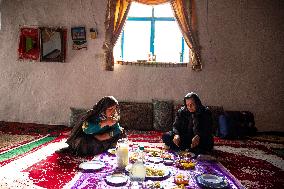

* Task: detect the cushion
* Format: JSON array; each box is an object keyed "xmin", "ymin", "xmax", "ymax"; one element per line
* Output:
[
  {"xmin": 152, "ymin": 100, "xmax": 173, "ymax": 131},
  {"xmin": 173, "ymin": 102, "xmax": 183, "ymax": 121},
  {"xmin": 69, "ymin": 107, "xmax": 87, "ymax": 127},
  {"xmin": 207, "ymin": 106, "xmax": 225, "ymax": 135},
  {"xmin": 218, "ymin": 114, "xmax": 233, "ymax": 138},
  {"xmin": 119, "ymin": 102, "xmax": 153, "ymax": 131}
]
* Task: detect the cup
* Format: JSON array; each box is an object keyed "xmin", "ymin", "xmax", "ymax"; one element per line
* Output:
[{"xmin": 116, "ymin": 138, "xmax": 129, "ymax": 169}]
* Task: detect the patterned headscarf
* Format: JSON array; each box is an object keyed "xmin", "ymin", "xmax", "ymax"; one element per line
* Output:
[
  {"xmin": 183, "ymin": 92, "xmax": 205, "ymax": 113},
  {"xmin": 88, "ymin": 96, "xmax": 119, "ymax": 122}
]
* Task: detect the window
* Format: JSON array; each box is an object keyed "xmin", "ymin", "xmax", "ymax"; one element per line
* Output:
[{"xmin": 113, "ymin": 2, "xmax": 190, "ymax": 64}]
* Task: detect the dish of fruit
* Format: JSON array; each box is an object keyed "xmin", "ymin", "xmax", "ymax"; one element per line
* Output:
[
  {"xmin": 174, "ymin": 173, "xmax": 189, "ymax": 185},
  {"xmin": 176, "ymin": 159, "xmax": 196, "ymax": 170},
  {"xmin": 161, "ymin": 153, "xmax": 173, "ymax": 159},
  {"xmin": 178, "ymin": 151, "xmax": 194, "ymax": 158}
]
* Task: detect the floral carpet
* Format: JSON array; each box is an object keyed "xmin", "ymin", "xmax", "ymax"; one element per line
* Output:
[
  {"xmin": 213, "ymin": 138, "xmax": 284, "ymax": 189},
  {"xmin": 0, "ymin": 123, "xmax": 283, "ymax": 189}
]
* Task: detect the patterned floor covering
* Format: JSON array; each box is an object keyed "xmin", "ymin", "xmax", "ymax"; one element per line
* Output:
[
  {"xmin": 0, "ymin": 133, "xmax": 40, "ymax": 153},
  {"xmin": 213, "ymin": 139, "xmax": 284, "ymax": 189},
  {"xmin": 0, "ymin": 123, "xmax": 283, "ymax": 189},
  {"xmin": 0, "ymin": 135, "xmax": 242, "ymax": 189}
]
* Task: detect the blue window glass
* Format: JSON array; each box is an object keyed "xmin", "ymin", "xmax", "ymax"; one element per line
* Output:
[{"xmin": 114, "ymin": 2, "xmax": 190, "ymax": 63}]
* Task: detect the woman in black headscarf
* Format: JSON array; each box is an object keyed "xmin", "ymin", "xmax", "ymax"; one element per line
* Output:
[
  {"xmin": 59, "ymin": 96, "xmax": 125, "ymax": 156},
  {"xmin": 162, "ymin": 92, "xmax": 214, "ymax": 154}
]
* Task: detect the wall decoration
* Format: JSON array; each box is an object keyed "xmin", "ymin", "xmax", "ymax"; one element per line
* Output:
[
  {"xmin": 18, "ymin": 27, "xmax": 40, "ymax": 61},
  {"xmin": 71, "ymin": 27, "xmax": 87, "ymax": 50},
  {"xmin": 39, "ymin": 27, "xmax": 67, "ymax": 62},
  {"xmin": 90, "ymin": 28, "xmax": 98, "ymax": 39}
]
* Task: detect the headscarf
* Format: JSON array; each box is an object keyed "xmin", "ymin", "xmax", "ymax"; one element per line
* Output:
[
  {"xmin": 88, "ymin": 96, "xmax": 119, "ymax": 122},
  {"xmin": 183, "ymin": 92, "xmax": 205, "ymax": 113},
  {"xmin": 66, "ymin": 96, "xmax": 119, "ymax": 145}
]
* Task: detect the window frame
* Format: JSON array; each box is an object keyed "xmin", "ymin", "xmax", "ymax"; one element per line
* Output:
[{"xmin": 118, "ymin": 5, "xmax": 187, "ymax": 63}]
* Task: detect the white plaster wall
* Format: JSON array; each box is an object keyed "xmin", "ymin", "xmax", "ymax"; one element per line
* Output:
[{"xmin": 0, "ymin": 0, "xmax": 283, "ymax": 131}]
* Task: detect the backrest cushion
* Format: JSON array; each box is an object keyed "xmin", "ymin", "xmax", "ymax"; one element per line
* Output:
[
  {"xmin": 207, "ymin": 105, "xmax": 225, "ymax": 135},
  {"xmin": 69, "ymin": 107, "xmax": 87, "ymax": 127},
  {"xmin": 119, "ymin": 102, "xmax": 154, "ymax": 131},
  {"xmin": 152, "ymin": 100, "xmax": 173, "ymax": 131}
]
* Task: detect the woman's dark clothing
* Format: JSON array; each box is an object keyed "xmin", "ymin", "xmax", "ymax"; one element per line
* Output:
[
  {"xmin": 65, "ymin": 96, "xmax": 125, "ymax": 156},
  {"xmin": 162, "ymin": 93, "xmax": 214, "ymax": 154}
]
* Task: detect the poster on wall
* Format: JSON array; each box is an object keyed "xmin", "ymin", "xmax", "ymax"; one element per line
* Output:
[
  {"xmin": 18, "ymin": 27, "xmax": 40, "ymax": 61},
  {"xmin": 71, "ymin": 26, "xmax": 87, "ymax": 50}
]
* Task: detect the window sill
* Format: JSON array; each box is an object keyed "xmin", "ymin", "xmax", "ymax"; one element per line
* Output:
[{"xmin": 116, "ymin": 61, "xmax": 188, "ymax": 68}]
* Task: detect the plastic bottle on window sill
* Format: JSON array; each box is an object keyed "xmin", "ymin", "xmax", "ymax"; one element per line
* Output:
[
  {"xmin": 117, "ymin": 56, "xmax": 123, "ymax": 64},
  {"xmin": 148, "ymin": 53, "xmax": 152, "ymax": 61},
  {"xmin": 152, "ymin": 55, "xmax": 156, "ymax": 62}
]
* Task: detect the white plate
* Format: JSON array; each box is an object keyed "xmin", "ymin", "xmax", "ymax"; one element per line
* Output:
[
  {"xmin": 201, "ymin": 174, "xmax": 223, "ymax": 184},
  {"xmin": 147, "ymin": 157, "xmax": 163, "ymax": 164},
  {"xmin": 125, "ymin": 164, "xmax": 170, "ymax": 180},
  {"xmin": 79, "ymin": 160, "xmax": 105, "ymax": 170},
  {"xmin": 105, "ymin": 174, "xmax": 128, "ymax": 186},
  {"xmin": 163, "ymin": 159, "xmax": 174, "ymax": 166},
  {"xmin": 146, "ymin": 168, "xmax": 170, "ymax": 180},
  {"xmin": 196, "ymin": 174, "xmax": 228, "ymax": 188}
]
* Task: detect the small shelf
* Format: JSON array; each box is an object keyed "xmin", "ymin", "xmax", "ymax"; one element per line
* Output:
[{"xmin": 116, "ymin": 61, "xmax": 188, "ymax": 68}]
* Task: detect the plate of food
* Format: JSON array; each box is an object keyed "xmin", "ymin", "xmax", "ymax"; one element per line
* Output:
[
  {"xmin": 129, "ymin": 152, "xmax": 139, "ymax": 163},
  {"xmin": 178, "ymin": 151, "xmax": 195, "ymax": 159},
  {"xmin": 145, "ymin": 165, "xmax": 171, "ymax": 180},
  {"xmin": 174, "ymin": 173, "xmax": 189, "ymax": 185},
  {"xmin": 79, "ymin": 160, "xmax": 105, "ymax": 170},
  {"xmin": 176, "ymin": 159, "xmax": 196, "ymax": 170},
  {"xmin": 144, "ymin": 147, "xmax": 162, "ymax": 153},
  {"xmin": 125, "ymin": 164, "xmax": 170, "ymax": 180},
  {"xmin": 107, "ymin": 148, "xmax": 116, "ymax": 156},
  {"xmin": 105, "ymin": 173, "xmax": 128, "ymax": 186},
  {"xmin": 161, "ymin": 153, "xmax": 173, "ymax": 159},
  {"xmin": 163, "ymin": 158, "xmax": 174, "ymax": 166},
  {"xmin": 196, "ymin": 174, "xmax": 228, "ymax": 188}
]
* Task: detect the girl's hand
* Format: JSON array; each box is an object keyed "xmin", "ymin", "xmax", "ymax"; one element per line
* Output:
[
  {"xmin": 100, "ymin": 118, "xmax": 117, "ymax": 127},
  {"xmin": 191, "ymin": 135, "xmax": 200, "ymax": 148},
  {"xmin": 173, "ymin": 135, "xmax": 181, "ymax": 147}
]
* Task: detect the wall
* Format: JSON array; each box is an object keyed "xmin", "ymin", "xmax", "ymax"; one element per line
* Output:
[{"xmin": 0, "ymin": 0, "xmax": 283, "ymax": 131}]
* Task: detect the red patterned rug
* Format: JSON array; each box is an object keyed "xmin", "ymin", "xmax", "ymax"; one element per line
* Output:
[
  {"xmin": 0, "ymin": 122, "xmax": 283, "ymax": 189},
  {"xmin": 0, "ymin": 121, "xmax": 70, "ymax": 136},
  {"xmin": 213, "ymin": 138, "xmax": 284, "ymax": 189},
  {"xmin": 0, "ymin": 133, "xmax": 41, "ymax": 154}
]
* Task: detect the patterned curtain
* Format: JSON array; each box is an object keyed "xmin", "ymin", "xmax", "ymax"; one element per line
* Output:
[
  {"xmin": 171, "ymin": 0, "xmax": 202, "ymax": 70},
  {"xmin": 103, "ymin": 0, "xmax": 202, "ymax": 71},
  {"xmin": 132, "ymin": 0, "xmax": 169, "ymax": 5},
  {"xmin": 103, "ymin": 0, "xmax": 131, "ymax": 71}
]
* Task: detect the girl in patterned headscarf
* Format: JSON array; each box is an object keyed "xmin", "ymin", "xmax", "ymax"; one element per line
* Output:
[{"xmin": 60, "ymin": 96, "xmax": 125, "ymax": 156}]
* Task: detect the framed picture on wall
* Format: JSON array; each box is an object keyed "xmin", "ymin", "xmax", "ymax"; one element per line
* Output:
[
  {"xmin": 39, "ymin": 27, "xmax": 67, "ymax": 62},
  {"xmin": 18, "ymin": 27, "xmax": 40, "ymax": 61},
  {"xmin": 71, "ymin": 27, "xmax": 87, "ymax": 50},
  {"xmin": 71, "ymin": 27, "xmax": 86, "ymax": 41}
]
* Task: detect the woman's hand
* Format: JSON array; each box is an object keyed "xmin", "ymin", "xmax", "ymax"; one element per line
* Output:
[
  {"xmin": 173, "ymin": 134, "xmax": 181, "ymax": 147},
  {"xmin": 191, "ymin": 135, "xmax": 200, "ymax": 148}
]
